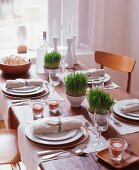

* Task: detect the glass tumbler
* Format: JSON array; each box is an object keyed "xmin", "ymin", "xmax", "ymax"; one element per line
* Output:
[
  {"xmin": 107, "ymin": 138, "xmax": 128, "ymax": 162},
  {"xmin": 47, "ymin": 98, "xmax": 60, "ymax": 114},
  {"xmin": 32, "ymin": 100, "xmax": 45, "ymax": 119}
]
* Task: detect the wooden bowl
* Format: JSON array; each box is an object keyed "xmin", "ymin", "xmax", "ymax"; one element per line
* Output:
[{"xmin": 0, "ymin": 59, "xmax": 32, "ymax": 75}]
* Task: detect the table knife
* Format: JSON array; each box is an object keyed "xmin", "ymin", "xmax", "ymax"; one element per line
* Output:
[
  {"xmin": 37, "ymin": 149, "xmax": 64, "ymax": 156},
  {"xmin": 42, "ymin": 151, "xmax": 66, "ymax": 160}
]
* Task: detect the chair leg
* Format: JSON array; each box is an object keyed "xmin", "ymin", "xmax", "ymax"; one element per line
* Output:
[
  {"xmin": 11, "ymin": 163, "xmax": 21, "ymax": 170},
  {"xmin": 11, "ymin": 164, "xmax": 14, "ymax": 170}
]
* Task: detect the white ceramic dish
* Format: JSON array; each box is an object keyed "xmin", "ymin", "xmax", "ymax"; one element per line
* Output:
[
  {"xmin": 2, "ymin": 90, "xmax": 49, "ymax": 99},
  {"xmin": 9, "ymin": 86, "xmax": 41, "ymax": 93},
  {"xmin": 87, "ymin": 73, "xmax": 110, "ymax": 84},
  {"xmin": 62, "ymin": 71, "xmax": 110, "ymax": 85},
  {"xmin": 2, "ymin": 85, "xmax": 47, "ymax": 97},
  {"xmin": 34, "ymin": 129, "xmax": 78, "ymax": 141},
  {"xmin": 113, "ymin": 99, "xmax": 139, "ymax": 121},
  {"xmin": 25, "ymin": 124, "xmax": 87, "ymax": 146}
]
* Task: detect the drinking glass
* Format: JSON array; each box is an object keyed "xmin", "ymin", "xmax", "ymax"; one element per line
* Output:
[
  {"xmin": 49, "ymin": 68, "xmax": 60, "ymax": 94},
  {"xmin": 93, "ymin": 109, "xmax": 109, "ymax": 150},
  {"xmin": 48, "ymin": 98, "xmax": 60, "ymax": 114},
  {"xmin": 92, "ymin": 80, "xmax": 104, "ymax": 89},
  {"xmin": 32, "ymin": 100, "xmax": 46, "ymax": 119}
]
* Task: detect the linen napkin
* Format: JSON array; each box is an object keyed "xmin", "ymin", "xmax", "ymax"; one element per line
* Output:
[
  {"xmin": 6, "ymin": 79, "xmax": 43, "ymax": 89},
  {"xmin": 32, "ymin": 117, "xmax": 83, "ymax": 134},
  {"xmin": 120, "ymin": 103, "xmax": 139, "ymax": 113},
  {"xmin": 88, "ymin": 69, "xmax": 105, "ymax": 79}
]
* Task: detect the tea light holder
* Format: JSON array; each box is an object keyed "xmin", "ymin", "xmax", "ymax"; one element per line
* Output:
[{"xmin": 107, "ymin": 138, "xmax": 128, "ymax": 162}]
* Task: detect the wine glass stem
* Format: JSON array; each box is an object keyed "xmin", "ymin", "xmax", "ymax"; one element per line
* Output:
[
  {"xmin": 62, "ymin": 63, "xmax": 65, "ymax": 73},
  {"xmin": 50, "ymin": 84, "xmax": 55, "ymax": 96},
  {"xmin": 97, "ymin": 131, "xmax": 102, "ymax": 144}
]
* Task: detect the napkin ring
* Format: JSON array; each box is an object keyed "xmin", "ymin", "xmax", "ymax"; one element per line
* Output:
[
  {"xmin": 25, "ymin": 79, "xmax": 27, "ymax": 86},
  {"xmin": 58, "ymin": 117, "xmax": 62, "ymax": 132}
]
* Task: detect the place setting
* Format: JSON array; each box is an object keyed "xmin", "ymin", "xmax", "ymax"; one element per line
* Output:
[
  {"xmin": 113, "ymin": 99, "xmax": 139, "ymax": 122},
  {"xmin": 25, "ymin": 116, "xmax": 89, "ymax": 148},
  {"xmin": 108, "ymin": 98, "xmax": 139, "ymax": 135},
  {"xmin": 87, "ymin": 68, "xmax": 120, "ymax": 90},
  {"xmin": 22, "ymin": 115, "xmax": 107, "ymax": 166},
  {"xmin": 2, "ymin": 78, "xmax": 49, "ymax": 99},
  {"xmin": 61, "ymin": 68, "xmax": 119, "ymax": 90},
  {"xmin": 87, "ymin": 68, "xmax": 110, "ymax": 85}
]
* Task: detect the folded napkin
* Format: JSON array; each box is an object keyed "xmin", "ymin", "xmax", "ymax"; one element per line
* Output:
[
  {"xmin": 6, "ymin": 79, "xmax": 43, "ymax": 89},
  {"xmin": 120, "ymin": 103, "xmax": 139, "ymax": 113},
  {"xmin": 88, "ymin": 69, "xmax": 105, "ymax": 79},
  {"xmin": 32, "ymin": 117, "xmax": 83, "ymax": 134}
]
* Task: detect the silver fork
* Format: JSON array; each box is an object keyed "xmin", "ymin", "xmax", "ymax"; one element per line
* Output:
[
  {"xmin": 12, "ymin": 101, "xmax": 31, "ymax": 106},
  {"xmin": 41, "ymin": 144, "xmax": 87, "ymax": 160},
  {"xmin": 109, "ymin": 116, "xmax": 120, "ymax": 125}
]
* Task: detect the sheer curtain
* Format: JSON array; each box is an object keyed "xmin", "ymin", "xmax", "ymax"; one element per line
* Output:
[{"xmin": 0, "ymin": 0, "xmax": 95, "ymax": 52}]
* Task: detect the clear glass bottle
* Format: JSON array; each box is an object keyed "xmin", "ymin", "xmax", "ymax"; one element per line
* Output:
[
  {"xmin": 40, "ymin": 31, "xmax": 49, "ymax": 54},
  {"xmin": 36, "ymin": 31, "xmax": 48, "ymax": 73}
]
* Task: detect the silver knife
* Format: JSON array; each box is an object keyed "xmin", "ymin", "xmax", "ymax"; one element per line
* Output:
[
  {"xmin": 37, "ymin": 149, "xmax": 64, "ymax": 156},
  {"xmin": 12, "ymin": 101, "xmax": 30, "ymax": 106},
  {"xmin": 42, "ymin": 151, "xmax": 66, "ymax": 160}
]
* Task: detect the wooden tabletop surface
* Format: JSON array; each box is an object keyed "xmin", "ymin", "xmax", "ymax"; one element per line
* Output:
[{"xmin": 1, "ymin": 64, "xmax": 139, "ymax": 170}]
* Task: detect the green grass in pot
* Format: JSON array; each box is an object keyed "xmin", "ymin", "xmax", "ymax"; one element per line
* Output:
[
  {"xmin": 44, "ymin": 51, "xmax": 61, "ymax": 69},
  {"xmin": 87, "ymin": 88, "xmax": 115, "ymax": 113},
  {"xmin": 64, "ymin": 72, "xmax": 87, "ymax": 97}
]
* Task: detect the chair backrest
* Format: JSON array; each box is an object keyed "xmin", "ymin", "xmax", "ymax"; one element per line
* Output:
[{"xmin": 95, "ymin": 51, "xmax": 136, "ymax": 93}]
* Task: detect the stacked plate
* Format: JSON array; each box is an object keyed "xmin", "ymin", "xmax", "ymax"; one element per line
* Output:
[
  {"xmin": 2, "ymin": 85, "xmax": 49, "ymax": 99},
  {"xmin": 62, "ymin": 71, "xmax": 111, "ymax": 86},
  {"xmin": 113, "ymin": 99, "xmax": 139, "ymax": 123},
  {"xmin": 87, "ymin": 73, "xmax": 111, "ymax": 85},
  {"xmin": 25, "ymin": 123, "xmax": 88, "ymax": 149}
]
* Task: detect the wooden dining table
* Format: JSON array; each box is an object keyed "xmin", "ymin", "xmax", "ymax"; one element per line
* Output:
[{"xmin": 1, "ymin": 63, "xmax": 139, "ymax": 170}]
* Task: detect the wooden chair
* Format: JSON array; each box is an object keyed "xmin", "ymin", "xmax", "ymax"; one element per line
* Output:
[
  {"xmin": 95, "ymin": 51, "xmax": 136, "ymax": 93},
  {"xmin": 0, "ymin": 129, "xmax": 21, "ymax": 170}
]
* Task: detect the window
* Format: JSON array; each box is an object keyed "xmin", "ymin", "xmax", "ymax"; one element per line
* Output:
[
  {"xmin": 48, "ymin": 0, "xmax": 95, "ymax": 51},
  {"xmin": 0, "ymin": 0, "xmax": 95, "ymax": 53}
]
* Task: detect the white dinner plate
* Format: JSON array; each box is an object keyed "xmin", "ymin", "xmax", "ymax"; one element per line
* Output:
[
  {"xmin": 113, "ymin": 99, "xmax": 139, "ymax": 121},
  {"xmin": 2, "ymin": 90, "xmax": 49, "ymax": 99},
  {"xmin": 9, "ymin": 86, "xmax": 41, "ymax": 93},
  {"xmin": 34, "ymin": 129, "xmax": 78, "ymax": 141},
  {"xmin": 62, "ymin": 71, "xmax": 111, "ymax": 85},
  {"xmin": 87, "ymin": 73, "xmax": 111, "ymax": 84},
  {"xmin": 2, "ymin": 85, "xmax": 48, "ymax": 97},
  {"xmin": 25, "ymin": 124, "xmax": 88, "ymax": 146}
]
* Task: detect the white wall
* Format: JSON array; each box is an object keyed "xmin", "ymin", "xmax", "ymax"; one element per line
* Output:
[
  {"xmin": 124, "ymin": 0, "xmax": 139, "ymax": 97},
  {"xmin": 92, "ymin": 0, "xmax": 139, "ymax": 97}
]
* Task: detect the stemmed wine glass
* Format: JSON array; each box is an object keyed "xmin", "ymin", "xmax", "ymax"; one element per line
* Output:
[
  {"xmin": 93, "ymin": 109, "xmax": 109, "ymax": 151},
  {"xmin": 92, "ymin": 80, "xmax": 104, "ymax": 89},
  {"xmin": 49, "ymin": 69, "xmax": 60, "ymax": 96},
  {"xmin": 60, "ymin": 56, "xmax": 66, "ymax": 74}
]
